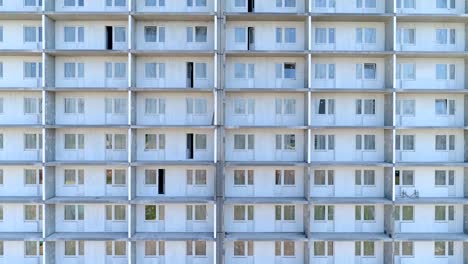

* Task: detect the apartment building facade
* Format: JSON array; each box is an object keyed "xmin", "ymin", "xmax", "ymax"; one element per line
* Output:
[{"xmin": 0, "ymin": 0, "xmax": 467, "ymax": 263}]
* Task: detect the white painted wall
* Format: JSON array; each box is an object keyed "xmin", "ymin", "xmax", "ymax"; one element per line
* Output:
[
  {"xmin": 312, "ymin": 22, "xmax": 386, "ymax": 51},
  {"xmin": 0, "ymin": 166, "xmax": 42, "ymax": 196},
  {"xmin": 225, "ymin": 241, "xmax": 305, "ymax": 264},
  {"xmin": 0, "ymin": 128, "xmax": 42, "ymax": 161},
  {"xmin": 54, "ymin": 0, "xmax": 128, "ymax": 12},
  {"xmin": 136, "ymin": 21, "xmax": 214, "ymax": 51},
  {"xmin": 311, "ymin": 0, "xmax": 386, "ymax": 13},
  {"xmin": 310, "ymin": 241, "xmax": 384, "ymax": 264},
  {"xmin": 393, "ymin": 241, "xmax": 463, "ymax": 264},
  {"xmin": 54, "ymin": 240, "xmax": 128, "ymax": 264},
  {"xmin": 310, "ymin": 167, "xmax": 384, "ymax": 198},
  {"xmin": 55, "ymin": 56, "xmax": 128, "ymax": 88},
  {"xmin": 0, "ymin": 20, "xmax": 42, "ymax": 50},
  {"xmin": 311, "ymin": 57, "xmax": 386, "ymax": 89},
  {"xmin": 135, "ymin": 92, "xmax": 214, "ymax": 126},
  {"xmin": 55, "ymin": 203, "xmax": 128, "ymax": 232},
  {"xmin": 135, "ymin": 203, "xmax": 214, "ymax": 232},
  {"xmin": 0, "ymin": 203, "xmax": 42, "ymax": 232},
  {"xmin": 0, "ymin": 0, "xmax": 42, "ymax": 12},
  {"xmin": 0, "ymin": 56, "xmax": 42, "ymax": 88},
  {"xmin": 55, "ymin": 165, "xmax": 128, "ymax": 197},
  {"xmin": 396, "ymin": 129, "xmax": 464, "ymax": 162},
  {"xmin": 396, "ymin": 0, "xmax": 465, "ymax": 14},
  {"xmin": 135, "ymin": 166, "xmax": 215, "ymax": 197},
  {"xmin": 225, "ymin": 93, "xmax": 306, "ymax": 126},
  {"xmin": 225, "ymin": 129, "xmax": 305, "ymax": 162},
  {"xmin": 135, "ymin": 0, "xmax": 214, "ymax": 12},
  {"xmin": 226, "ymin": 21, "xmax": 305, "ymax": 51},
  {"xmin": 0, "ymin": 91, "xmax": 42, "ymax": 125},
  {"xmin": 311, "ymin": 129, "xmax": 385, "ymax": 162},
  {"xmin": 224, "ymin": 204, "xmax": 304, "ymax": 232},
  {"xmin": 2, "ymin": 241, "xmax": 44, "ymax": 264},
  {"xmin": 225, "ymin": 57, "xmax": 306, "ymax": 89},
  {"xmin": 135, "ymin": 128, "xmax": 214, "ymax": 161},
  {"xmin": 396, "ymin": 204, "xmax": 463, "ymax": 233},
  {"xmin": 135, "ymin": 241, "xmax": 214, "ymax": 264},
  {"xmin": 55, "ymin": 128, "xmax": 128, "ymax": 161},
  {"xmin": 225, "ymin": 166, "xmax": 305, "ymax": 197},
  {"xmin": 225, "ymin": 0, "xmax": 305, "ymax": 13}
]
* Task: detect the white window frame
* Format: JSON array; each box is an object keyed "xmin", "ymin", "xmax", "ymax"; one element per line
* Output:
[
  {"xmin": 275, "ymin": 169, "xmax": 296, "ymax": 186},
  {"xmin": 105, "ymin": 98, "xmax": 127, "ymax": 115},
  {"xmin": 186, "ymin": 204, "xmax": 207, "ymax": 221},
  {"xmin": 63, "ymin": 204, "xmax": 84, "ymax": 221},
  {"xmin": 144, "ymin": 204, "xmax": 165, "ymax": 221},
  {"xmin": 105, "ymin": 169, "xmax": 127, "ymax": 186},
  {"xmin": 24, "ymin": 133, "xmax": 42, "ymax": 150},
  {"xmin": 233, "ymin": 169, "xmax": 254, "ymax": 186},
  {"xmin": 275, "ymin": 134, "xmax": 296, "ymax": 151},
  {"xmin": 64, "ymin": 97, "xmax": 84, "ymax": 114},
  {"xmin": 396, "ymin": 134, "xmax": 415, "ymax": 151},
  {"xmin": 316, "ymin": 98, "xmax": 335, "ymax": 115},
  {"xmin": 186, "ymin": 169, "xmax": 208, "ymax": 186},
  {"xmin": 435, "ymin": 170, "xmax": 455, "ymax": 187},
  {"xmin": 64, "ymin": 240, "xmax": 84, "ymax": 257},
  {"xmin": 106, "ymin": 241, "xmax": 127, "ymax": 257},
  {"xmin": 105, "ymin": 204, "xmax": 127, "ymax": 221},
  {"xmin": 64, "ymin": 169, "xmax": 84, "ymax": 186},
  {"xmin": 64, "ymin": 26, "xmax": 84, "ymax": 43},
  {"xmin": 233, "ymin": 134, "xmax": 254, "ymax": 151},
  {"xmin": 395, "ymin": 170, "xmax": 415, "ymax": 187},
  {"xmin": 144, "ymin": 240, "xmax": 165, "ymax": 257}
]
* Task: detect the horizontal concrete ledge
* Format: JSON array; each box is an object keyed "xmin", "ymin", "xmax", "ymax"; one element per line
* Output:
[
  {"xmin": 225, "ymin": 232, "xmax": 307, "ymax": 241},
  {"xmin": 396, "ymin": 14, "xmax": 468, "ymax": 22},
  {"xmin": 131, "ymin": 50, "xmax": 215, "ymax": 57},
  {"xmin": 225, "ymin": 50, "xmax": 307, "ymax": 57},
  {"xmin": 44, "ymin": 87, "xmax": 128, "ymax": 92},
  {"xmin": 0, "ymin": 124, "xmax": 43, "ymax": 128},
  {"xmin": 0, "ymin": 196, "xmax": 42, "ymax": 204},
  {"xmin": 396, "ymin": 126, "xmax": 466, "ymax": 130},
  {"xmin": 0, "ymin": 232, "xmax": 42, "ymax": 241},
  {"xmin": 310, "ymin": 232, "xmax": 391, "ymax": 241},
  {"xmin": 225, "ymin": 12, "xmax": 308, "ymax": 22},
  {"xmin": 130, "ymin": 160, "xmax": 215, "ymax": 166},
  {"xmin": 46, "ymin": 232, "xmax": 128, "ymax": 241},
  {"xmin": 310, "ymin": 13, "xmax": 393, "ymax": 22},
  {"xmin": 224, "ymin": 197, "xmax": 308, "ymax": 204},
  {"xmin": 45, "ymin": 124, "xmax": 129, "ymax": 129},
  {"xmin": 45, "ymin": 12, "xmax": 129, "ymax": 21},
  {"xmin": 131, "ymin": 12, "xmax": 215, "ymax": 22},
  {"xmin": 224, "ymin": 88, "xmax": 308, "ymax": 93},
  {"xmin": 44, "ymin": 49, "xmax": 128, "ymax": 56},
  {"xmin": 131, "ymin": 125, "xmax": 215, "ymax": 129},
  {"xmin": 131, "ymin": 87, "xmax": 214, "ymax": 92},
  {"xmin": 311, "ymin": 161, "xmax": 393, "ymax": 167},
  {"xmin": 395, "ymin": 162, "xmax": 468, "ymax": 167},
  {"xmin": 225, "ymin": 125, "xmax": 308, "ymax": 130},
  {"xmin": 311, "ymin": 88, "xmax": 393, "ymax": 93},
  {"xmin": 131, "ymin": 196, "xmax": 215, "ymax": 204},
  {"xmin": 0, "ymin": 87, "xmax": 43, "ymax": 91},
  {"xmin": 396, "ymin": 51, "xmax": 468, "ymax": 58},
  {"xmin": 310, "ymin": 197, "xmax": 392, "ymax": 205},
  {"xmin": 310, "ymin": 126, "xmax": 393, "ymax": 130},
  {"xmin": 46, "ymin": 161, "xmax": 129, "ymax": 166},
  {"xmin": 394, "ymin": 197, "xmax": 468, "ymax": 205},
  {"xmin": 0, "ymin": 12, "xmax": 41, "ymax": 20},
  {"xmin": 396, "ymin": 89, "xmax": 468, "ymax": 94},
  {"xmin": 131, "ymin": 232, "xmax": 214, "ymax": 241},
  {"xmin": 0, "ymin": 49, "xmax": 41, "ymax": 55},
  {"xmin": 311, "ymin": 51, "xmax": 392, "ymax": 58},
  {"xmin": 394, "ymin": 233, "xmax": 468, "ymax": 241},
  {"xmin": 46, "ymin": 196, "xmax": 128, "ymax": 204},
  {"xmin": 225, "ymin": 161, "xmax": 307, "ymax": 167},
  {"xmin": 0, "ymin": 161, "xmax": 42, "ymax": 166}
]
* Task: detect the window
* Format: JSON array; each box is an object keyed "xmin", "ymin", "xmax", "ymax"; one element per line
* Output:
[
  {"xmin": 233, "ymin": 98, "xmax": 254, "ymax": 115},
  {"xmin": 314, "ymin": 135, "xmax": 334, "ymax": 150},
  {"xmin": 395, "ymin": 135, "xmax": 415, "ymax": 151},
  {"xmin": 105, "ymin": 98, "xmax": 127, "ymax": 114},
  {"xmin": 25, "ymin": 241, "xmax": 43, "ymax": 256},
  {"xmin": 186, "ymin": 205, "xmax": 206, "ymax": 221},
  {"xmin": 435, "ymin": 170, "xmax": 455, "ymax": 186},
  {"xmin": 187, "ymin": 26, "xmax": 207, "ymax": 42},
  {"xmin": 314, "ymin": 241, "xmax": 334, "ymax": 256},
  {"xmin": 234, "ymin": 27, "xmax": 246, "ymax": 43},
  {"xmin": 144, "ymin": 63, "xmax": 165, "ymax": 79},
  {"xmin": 355, "ymin": 135, "xmax": 376, "ymax": 151},
  {"xmin": 234, "ymin": 63, "xmax": 254, "ymax": 79},
  {"xmin": 105, "ymin": 134, "xmax": 126, "ymax": 150},
  {"xmin": 436, "ymin": 0, "xmax": 455, "ymax": 9},
  {"xmin": 24, "ymin": 169, "xmax": 43, "ymax": 185},
  {"xmin": 316, "ymin": 99, "xmax": 335, "ymax": 115},
  {"xmin": 396, "ymin": 99, "xmax": 415, "ymax": 116},
  {"xmin": 0, "ymin": 170, "xmax": 3, "ymax": 185},
  {"xmin": 436, "ymin": 64, "xmax": 455, "ymax": 80},
  {"xmin": 105, "ymin": 62, "xmax": 127, "ymax": 79},
  {"xmin": 434, "ymin": 241, "xmax": 454, "ymax": 256},
  {"xmin": 275, "ymin": 170, "xmax": 296, "ymax": 186},
  {"xmin": 144, "ymin": 134, "xmax": 165, "ymax": 150},
  {"xmin": 234, "ymin": 0, "xmax": 245, "ymax": 7},
  {"xmin": 314, "ymin": 64, "xmax": 335, "ymax": 79},
  {"xmin": 24, "ymin": 62, "xmax": 42, "ymax": 78},
  {"xmin": 276, "ymin": 0, "xmax": 296, "ymax": 7},
  {"xmin": 186, "ymin": 169, "xmax": 207, "ymax": 185},
  {"xmin": 275, "ymin": 205, "xmax": 295, "ymax": 221},
  {"xmin": 145, "ymin": 241, "xmax": 165, "ymax": 256},
  {"xmin": 186, "ymin": 98, "xmax": 207, "ymax": 114},
  {"xmin": 64, "ymin": 26, "xmax": 84, "ymax": 43},
  {"xmin": 64, "ymin": 98, "xmax": 84, "ymax": 114},
  {"xmin": 23, "ymin": 98, "xmax": 42, "ymax": 114},
  {"xmin": 435, "ymin": 99, "xmax": 455, "ymax": 115},
  {"xmin": 64, "ymin": 169, "xmax": 84, "ymax": 185},
  {"xmin": 395, "ymin": 205, "xmax": 414, "ymax": 221},
  {"xmin": 314, "ymin": 170, "xmax": 334, "ymax": 186},
  {"xmin": 356, "ymin": 28, "xmax": 376, "ymax": 44},
  {"xmin": 64, "ymin": 134, "xmax": 84, "ymax": 150},
  {"xmin": 64, "ymin": 0, "xmax": 84, "ymax": 7},
  {"xmin": 233, "ymin": 134, "xmax": 254, "ymax": 150},
  {"xmin": 234, "ymin": 241, "xmax": 253, "ymax": 256},
  {"xmin": 233, "ymin": 205, "xmax": 254, "ymax": 221},
  {"xmin": 355, "ymin": 99, "xmax": 376, "ymax": 115},
  {"xmin": 145, "ymin": 205, "xmax": 165, "ymax": 221},
  {"xmin": 276, "ymin": 28, "xmax": 296, "ymax": 43},
  {"xmin": 275, "ymin": 134, "xmax": 296, "ymax": 151},
  {"xmin": 64, "ymin": 62, "xmax": 84, "ymax": 78},
  {"xmin": 105, "ymin": 169, "xmax": 126, "ymax": 185},
  {"xmin": 0, "ymin": 63, "xmax": 3, "ymax": 79},
  {"xmin": 396, "ymin": 63, "xmax": 415, "ymax": 80},
  {"xmin": 397, "ymin": 0, "xmax": 415, "ymax": 8},
  {"xmin": 24, "ymin": 133, "xmax": 42, "ymax": 150},
  {"xmin": 355, "ymin": 205, "xmax": 375, "ymax": 221},
  {"xmin": 314, "ymin": 28, "xmax": 335, "ymax": 44},
  {"xmin": 275, "ymin": 241, "xmax": 295, "ymax": 257},
  {"xmin": 186, "ymin": 241, "xmax": 206, "ymax": 256},
  {"xmin": 435, "ymin": 205, "xmax": 454, "ymax": 221},
  {"xmin": 313, "ymin": 205, "xmax": 334, "ymax": 221},
  {"xmin": 276, "ymin": 63, "xmax": 296, "ymax": 79},
  {"xmin": 355, "ymin": 241, "xmax": 374, "ymax": 256},
  {"xmin": 106, "ymin": 0, "xmax": 126, "ymax": 6},
  {"xmin": 145, "ymin": 98, "xmax": 165, "ymax": 115},
  {"xmin": 105, "ymin": 205, "xmax": 126, "ymax": 221},
  {"xmin": 233, "ymin": 170, "xmax": 254, "ymax": 185},
  {"xmin": 144, "ymin": 26, "xmax": 165, "ymax": 43},
  {"xmin": 436, "ymin": 29, "xmax": 456, "ymax": 45},
  {"xmin": 195, "ymin": 134, "xmax": 207, "ymax": 150},
  {"xmin": 275, "ymin": 98, "xmax": 296, "ymax": 115},
  {"xmin": 356, "ymin": 63, "xmax": 376, "ymax": 79},
  {"xmin": 355, "ymin": 170, "xmax": 375, "ymax": 186},
  {"xmin": 394, "ymin": 170, "xmax": 414, "ymax": 186},
  {"xmin": 394, "ymin": 241, "xmax": 414, "ymax": 257},
  {"xmin": 0, "ymin": 134, "xmax": 2, "ymax": 150},
  {"xmin": 314, "ymin": 0, "xmax": 335, "ymax": 8},
  {"xmin": 397, "ymin": 28, "xmax": 415, "ymax": 44},
  {"xmin": 24, "ymin": 26, "xmax": 42, "ymax": 43},
  {"xmin": 106, "ymin": 241, "xmax": 126, "ymax": 256},
  {"xmin": 64, "ymin": 205, "xmax": 84, "ymax": 221},
  {"xmin": 24, "ymin": 204, "xmax": 42, "ymax": 221},
  {"xmin": 145, "ymin": 0, "xmax": 165, "ymax": 6},
  {"xmin": 356, "ymin": 0, "xmax": 376, "ymax": 8},
  {"xmin": 435, "ymin": 135, "xmax": 455, "ymax": 151},
  {"xmin": 65, "ymin": 241, "xmax": 84, "ymax": 256}
]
